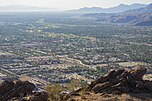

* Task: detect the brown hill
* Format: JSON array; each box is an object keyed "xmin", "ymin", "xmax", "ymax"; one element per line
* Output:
[
  {"xmin": 0, "ymin": 67, "xmax": 152, "ymax": 101},
  {"xmin": 64, "ymin": 67, "xmax": 152, "ymax": 101}
]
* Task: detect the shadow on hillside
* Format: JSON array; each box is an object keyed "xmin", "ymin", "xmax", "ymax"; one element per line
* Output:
[{"xmin": 128, "ymin": 92, "xmax": 152, "ymax": 100}]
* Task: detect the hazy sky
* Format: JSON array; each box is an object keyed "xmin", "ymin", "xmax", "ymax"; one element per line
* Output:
[{"xmin": 0, "ymin": 0, "xmax": 151, "ymax": 10}]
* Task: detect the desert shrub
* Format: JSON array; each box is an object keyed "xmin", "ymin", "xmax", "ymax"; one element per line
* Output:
[
  {"xmin": 46, "ymin": 84, "xmax": 64, "ymax": 101},
  {"xmin": 67, "ymin": 79, "xmax": 87, "ymax": 92},
  {"xmin": 46, "ymin": 79, "xmax": 87, "ymax": 101}
]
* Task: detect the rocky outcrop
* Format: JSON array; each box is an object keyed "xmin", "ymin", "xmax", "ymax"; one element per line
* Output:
[
  {"xmin": 88, "ymin": 67, "xmax": 152, "ymax": 94},
  {"xmin": 0, "ymin": 80, "xmax": 48, "ymax": 101},
  {"xmin": 63, "ymin": 67, "xmax": 152, "ymax": 101}
]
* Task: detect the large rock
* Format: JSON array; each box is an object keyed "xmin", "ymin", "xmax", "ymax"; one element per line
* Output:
[
  {"xmin": 92, "ymin": 82, "xmax": 111, "ymax": 93},
  {"xmin": 0, "ymin": 80, "xmax": 14, "ymax": 95},
  {"xmin": 89, "ymin": 70, "xmax": 116, "ymax": 90},
  {"xmin": 129, "ymin": 66, "xmax": 147, "ymax": 80},
  {"xmin": 11, "ymin": 81, "xmax": 35, "ymax": 97},
  {"xmin": 89, "ymin": 67, "xmax": 152, "ymax": 95},
  {"xmin": 0, "ymin": 80, "xmax": 48, "ymax": 101}
]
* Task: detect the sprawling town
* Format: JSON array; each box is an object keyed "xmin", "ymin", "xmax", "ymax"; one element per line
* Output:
[{"xmin": 0, "ymin": 13, "xmax": 152, "ymax": 87}]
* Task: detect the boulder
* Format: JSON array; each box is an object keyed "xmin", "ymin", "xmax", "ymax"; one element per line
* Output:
[
  {"xmin": 89, "ymin": 67, "xmax": 152, "ymax": 95},
  {"xmin": 0, "ymin": 80, "xmax": 48, "ymax": 101},
  {"xmin": 89, "ymin": 70, "xmax": 116, "ymax": 89},
  {"xmin": 11, "ymin": 81, "xmax": 35, "ymax": 97},
  {"xmin": 129, "ymin": 66, "xmax": 147, "ymax": 80},
  {"xmin": 0, "ymin": 80, "xmax": 14, "ymax": 95},
  {"xmin": 92, "ymin": 82, "xmax": 111, "ymax": 93}
]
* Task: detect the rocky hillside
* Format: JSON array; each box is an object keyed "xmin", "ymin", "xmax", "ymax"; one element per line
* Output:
[
  {"xmin": 65, "ymin": 67, "xmax": 152, "ymax": 101},
  {"xmin": 1, "ymin": 67, "xmax": 152, "ymax": 101},
  {"xmin": 0, "ymin": 80, "xmax": 48, "ymax": 101},
  {"xmin": 109, "ymin": 4, "xmax": 152, "ymax": 26},
  {"xmin": 83, "ymin": 3, "xmax": 152, "ymax": 26}
]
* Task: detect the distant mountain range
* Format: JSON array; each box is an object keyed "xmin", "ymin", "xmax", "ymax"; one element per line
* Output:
[
  {"xmin": 68, "ymin": 3, "xmax": 147, "ymax": 13},
  {"xmin": 109, "ymin": 3, "xmax": 152, "ymax": 26},
  {"xmin": 82, "ymin": 3, "xmax": 152, "ymax": 26},
  {"xmin": 0, "ymin": 3, "xmax": 148, "ymax": 13},
  {"xmin": 0, "ymin": 5, "xmax": 54, "ymax": 12},
  {"xmin": 0, "ymin": 3, "xmax": 151, "ymax": 26}
]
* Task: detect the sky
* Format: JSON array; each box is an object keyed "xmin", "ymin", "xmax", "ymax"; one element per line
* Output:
[{"xmin": 0, "ymin": 0, "xmax": 151, "ymax": 10}]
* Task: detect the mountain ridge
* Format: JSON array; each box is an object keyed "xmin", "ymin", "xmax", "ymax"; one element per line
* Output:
[
  {"xmin": 109, "ymin": 3, "xmax": 152, "ymax": 26},
  {"xmin": 68, "ymin": 3, "xmax": 147, "ymax": 13},
  {"xmin": 82, "ymin": 3, "xmax": 152, "ymax": 26}
]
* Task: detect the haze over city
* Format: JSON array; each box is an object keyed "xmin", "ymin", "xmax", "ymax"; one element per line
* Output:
[
  {"xmin": 0, "ymin": 0, "xmax": 151, "ymax": 10},
  {"xmin": 0, "ymin": 0, "xmax": 152, "ymax": 101}
]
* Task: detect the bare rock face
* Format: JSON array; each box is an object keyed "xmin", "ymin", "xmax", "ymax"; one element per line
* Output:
[
  {"xmin": 21, "ymin": 92, "xmax": 49, "ymax": 101},
  {"xmin": 63, "ymin": 67, "xmax": 152, "ymax": 101},
  {"xmin": 89, "ymin": 67, "xmax": 152, "ymax": 94},
  {"xmin": 0, "ymin": 81, "xmax": 14, "ymax": 96},
  {"xmin": 144, "ymin": 81, "xmax": 152, "ymax": 91},
  {"xmin": 0, "ymin": 80, "xmax": 48, "ymax": 101}
]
